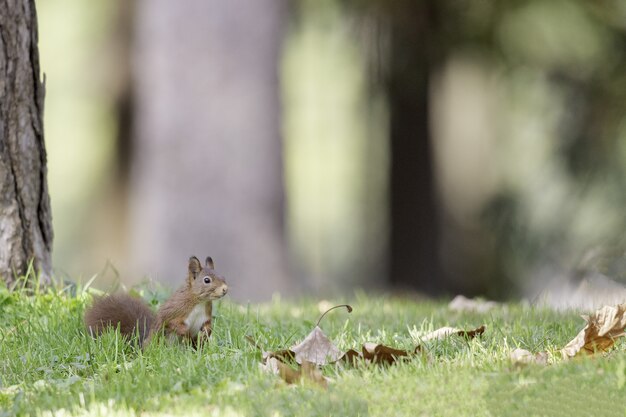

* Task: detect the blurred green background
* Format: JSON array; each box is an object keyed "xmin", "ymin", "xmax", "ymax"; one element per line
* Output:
[{"xmin": 37, "ymin": 0, "xmax": 626, "ymax": 301}]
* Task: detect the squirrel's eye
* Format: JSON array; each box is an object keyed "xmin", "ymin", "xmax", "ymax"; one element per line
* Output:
[{"xmin": 203, "ymin": 276, "xmax": 212, "ymax": 284}]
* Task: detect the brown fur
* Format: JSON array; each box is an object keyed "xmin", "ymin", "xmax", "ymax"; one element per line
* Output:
[
  {"xmin": 150, "ymin": 256, "xmax": 227, "ymax": 343},
  {"xmin": 84, "ymin": 256, "xmax": 227, "ymax": 348},
  {"xmin": 84, "ymin": 293, "xmax": 155, "ymax": 343}
]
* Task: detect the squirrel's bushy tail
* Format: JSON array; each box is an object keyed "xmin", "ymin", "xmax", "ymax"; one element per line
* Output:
[{"xmin": 85, "ymin": 293, "xmax": 155, "ymax": 344}]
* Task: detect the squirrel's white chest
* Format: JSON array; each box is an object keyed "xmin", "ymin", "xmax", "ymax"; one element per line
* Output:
[{"xmin": 183, "ymin": 303, "xmax": 208, "ymax": 335}]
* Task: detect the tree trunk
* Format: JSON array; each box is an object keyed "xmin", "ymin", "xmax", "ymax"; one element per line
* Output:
[
  {"xmin": 387, "ymin": 1, "xmax": 442, "ymax": 294},
  {"xmin": 130, "ymin": 0, "xmax": 292, "ymax": 300},
  {"xmin": 0, "ymin": 0, "xmax": 53, "ymax": 285}
]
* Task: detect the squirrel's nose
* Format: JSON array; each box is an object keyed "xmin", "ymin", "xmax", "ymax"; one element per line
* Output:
[{"xmin": 222, "ymin": 285, "xmax": 228, "ymax": 295}]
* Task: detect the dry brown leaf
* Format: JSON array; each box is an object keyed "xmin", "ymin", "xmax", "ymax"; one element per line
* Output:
[
  {"xmin": 287, "ymin": 304, "xmax": 352, "ymax": 365},
  {"xmin": 290, "ymin": 326, "xmax": 343, "ymax": 365},
  {"xmin": 249, "ymin": 304, "xmax": 352, "ymax": 368},
  {"xmin": 561, "ymin": 303, "xmax": 626, "ymax": 358},
  {"xmin": 362, "ymin": 343, "xmax": 412, "ymax": 365},
  {"xmin": 340, "ymin": 343, "xmax": 424, "ymax": 366},
  {"xmin": 253, "ymin": 306, "xmax": 483, "ymax": 376},
  {"xmin": 338, "ymin": 325, "xmax": 483, "ymax": 366},
  {"xmin": 458, "ymin": 325, "xmax": 485, "ymax": 339},
  {"xmin": 419, "ymin": 325, "xmax": 485, "ymax": 342},
  {"xmin": 340, "ymin": 349, "xmax": 362, "ymax": 364},
  {"xmin": 449, "ymin": 295, "xmax": 498, "ymax": 313},
  {"xmin": 510, "ymin": 348, "xmax": 548, "ymax": 366}
]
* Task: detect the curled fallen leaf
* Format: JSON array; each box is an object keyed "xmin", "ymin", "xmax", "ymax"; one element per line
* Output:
[
  {"xmin": 288, "ymin": 304, "xmax": 352, "ymax": 366},
  {"xmin": 340, "ymin": 349, "xmax": 362, "ymax": 364},
  {"xmin": 339, "ymin": 343, "xmax": 415, "ymax": 366},
  {"xmin": 291, "ymin": 326, "xmax": 343, "ymax": 365},
  {"xmin": 249, "ymin": 304, "xmax": 352, "ymax": 367},
  {"xmin": 362, "ymin": 343, "xmax": 412, "ymax": 365},
  {"xmin": 251, "ymin": 306, "xmax": 484, "ymax": 386},
  {"xmin": 561, "ymin": 303, "xmax": 626, "ymax": 358}
]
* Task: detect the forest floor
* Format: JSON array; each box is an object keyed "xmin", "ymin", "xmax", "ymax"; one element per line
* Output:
[{"xmin": 1, "ymin": 283, "xmax": 625, "ymax": 417}]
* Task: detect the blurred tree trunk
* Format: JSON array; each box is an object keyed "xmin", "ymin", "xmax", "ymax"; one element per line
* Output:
[
  {"xmin": 112, "ymin": 0, "xmax": 135, "ymax": 182},
  {"xmin": 0, "ymin": 0, "xmax": 53, "ymax": 285},
  {"xmin": 387, "ymin": 1, "xmax": 443, "ymax": 294},
  {"xmin": 130, "ymin": 0, "xmax": 292, "ymax": 299}
]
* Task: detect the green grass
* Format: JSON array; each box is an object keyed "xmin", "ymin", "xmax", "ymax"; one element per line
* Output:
[{"xmin": 1, "ymin": 283, "xmax": 626, "ymax": 417}]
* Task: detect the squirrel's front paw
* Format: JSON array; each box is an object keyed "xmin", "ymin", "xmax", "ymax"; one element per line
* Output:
[
  {"xmin": 190, "ymin": 329, "xmax": 210, "ymax": 349},
  {"xmin": 200, "ymin": 321, "xmax": 212, "ymax": 338},
  {"xmin": 196, "ymin": 329, "xmax": 211, "ymax": 343}
]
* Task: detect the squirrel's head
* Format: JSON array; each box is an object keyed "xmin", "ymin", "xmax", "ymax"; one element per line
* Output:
[{"xmin": 187, "ymin": 256, "xmax": 228, "ymax": 300}]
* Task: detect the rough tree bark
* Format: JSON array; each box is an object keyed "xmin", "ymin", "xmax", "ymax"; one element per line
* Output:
[
  {"xmin": 130, "ymin": 0, "xmax": 292, "ymax": 300},
  {"xmin": 0, "ymin": 0, "xmax": 53, "ymax": 285}
]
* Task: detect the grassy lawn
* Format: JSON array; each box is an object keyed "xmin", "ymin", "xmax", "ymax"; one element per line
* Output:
[{"xmin": 1, "ymin": 284, "xmax": 626, "ymax": 417}]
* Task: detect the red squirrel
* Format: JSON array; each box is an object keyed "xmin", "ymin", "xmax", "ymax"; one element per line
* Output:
[{"xmin": 84, "ymin": 256, "xmax": 228, "ymax": 347}]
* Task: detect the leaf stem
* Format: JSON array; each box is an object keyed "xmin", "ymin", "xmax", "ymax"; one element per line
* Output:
[{"xmin": 315, "ymin": 304, "xmax": 353, "ymax": 327}]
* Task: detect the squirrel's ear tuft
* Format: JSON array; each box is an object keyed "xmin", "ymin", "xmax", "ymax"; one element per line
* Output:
[
  {"xmin": 205, "ymin": 256, "xmax": 215, "ymax": 269},
  {"xmin": 188, "ymin": 256, "xmax": 202, "ymax": 278}
]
